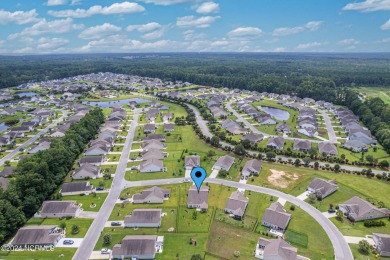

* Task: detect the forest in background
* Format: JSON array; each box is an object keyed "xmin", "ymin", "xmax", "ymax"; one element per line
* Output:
[{"xmin": 1, "ymin": 53, "xmax": 390, "ymax": 152}]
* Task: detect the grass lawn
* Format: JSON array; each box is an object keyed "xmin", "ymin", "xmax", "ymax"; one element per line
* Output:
[
  {"xmin": 61, "ymin": 193, "xmax": 108, "ymax": 212},
  {"xmin": 99, "ymin": 164, "xmax": 117, "ymax": 174},
  {"xmin": 252, "ymin": 162, "xmax": 390, "ymax": 205},
  {"xmin": 106, "ymin": 154, "xmax": 120, "ymax": 162},
  {"xmin": 177, "ymin": 206, "xmax": 214, "ymax": 233},
  {"xmin": 26, "ymin": 218, "xmax": 93, "ymax": 238},
  {"xmin": 284, "ymin": 202, "xmax": 334, "ymax": 259},
  {"xmin": 207, "ymin": 221, "xmax": 259, "ymax": 260},
  {"xmin": 111, "ymin": 145, "xmax": 124, "ymax": 152},
  {"xmin": 330, "ymin": 217, "xmax": 390, "ymax": 237},
  {"xmin": 0, "ymin": 248, "xmax": 77, "ymax": 260},
  {"xmin": 349, "ymin": 243, "xmax": 382, "ymax": 260}
]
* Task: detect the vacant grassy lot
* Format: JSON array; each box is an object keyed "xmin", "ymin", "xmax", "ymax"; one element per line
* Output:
[{"xmin": 330, "ymin": 217, "xmax": 390, "ymax": 237}]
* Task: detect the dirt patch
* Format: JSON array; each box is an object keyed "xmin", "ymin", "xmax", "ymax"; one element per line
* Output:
[{"xmin": 268, "ymin": 169, "xmax": 299, "ymax": 188}]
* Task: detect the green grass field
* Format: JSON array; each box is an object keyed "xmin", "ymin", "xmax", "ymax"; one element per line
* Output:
[
  {"xmin": 0, "ymin": 248, "xmax": 77, "ymax": 260},
  {"xmin": 61, "ymin": 193, "xmax": 108, "ymax": 212},
  {"xmin": 26, "ymin": 218, "xmax": 93, "ymax": 238},
  {"xmin": 354, "ymin": 87, "xmax": 390, "ymax": 104}
]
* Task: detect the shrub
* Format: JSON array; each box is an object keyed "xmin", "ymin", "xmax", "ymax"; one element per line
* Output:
[{"xmin": 364, "ymin": 220, "xmax": 386, "ymax": 227}]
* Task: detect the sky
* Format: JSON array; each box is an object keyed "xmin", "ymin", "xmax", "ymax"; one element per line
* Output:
[{"xmin": 0, "ymin": 0, "xmax": 389, "ymax": 54}]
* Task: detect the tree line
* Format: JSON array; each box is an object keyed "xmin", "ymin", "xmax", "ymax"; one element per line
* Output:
[{"xmin": 0, "ymin": 108, "xmax": 105, "ymax": 244}]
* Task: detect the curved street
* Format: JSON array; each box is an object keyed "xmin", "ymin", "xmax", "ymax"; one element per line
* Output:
[{"xmin": 122, "ymin": 177, "xmax": 353, "ymax": 260}]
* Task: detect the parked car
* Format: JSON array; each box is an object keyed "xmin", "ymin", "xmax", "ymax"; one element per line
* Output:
[
  {"xmin": 130, "ymin": 158, "xmax": 136, "ymax": 161},
  {"xmin": 328, "ymin": 209, "xmax": 336, "ymax": 213},
  {"xmin": 111, "ymin": 221, "xmax": 121, "ymax": 226},
  {"xmin": 96, "ymin": 187, "xmax": 104, "ymax": 191},
  {"xmin": 119, "ymin": 197, "xmax": 127, "ymax": 201},
  {"xmin": 63, "ymin": 240, "xmax": 74, "ymax": 245},
  {"xmin": 101, "ymin": 248, "xmax": 111, "ymax": 254},
  {"xmin": 130, "ymin": 166, "xmax": 138, "ymax": 170}
]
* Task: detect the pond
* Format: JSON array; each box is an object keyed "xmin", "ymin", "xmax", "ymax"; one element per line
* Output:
[
  {"xmin": 83, "ymin": 98, "xmax": 151, "ymax": 108},
  {"xmin": 0, "ymin": 122, "xmax": 9, "ymax": 132},
  {"xmin": 258, "ymin": 106, "xmax": 290, "ymax": 121},
  {"xmin": 16, "ymin": 92, "xmax": 39, "ymax": 97}
]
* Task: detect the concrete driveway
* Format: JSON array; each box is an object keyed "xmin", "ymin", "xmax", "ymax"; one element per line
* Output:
[
  {"xmin": 79, "ymin": 211, "xmax": 98, "ymax": 219},
  {"xmin": 344, "ymin": 236, "xmax": 375, "ymax": 245},
  {"xmin": 56, "ymin": 238, "xmax": 84, "ymax": 248},
  {"xmin": 104, "ymin": 220, "xmax": 124, "ymax": 227},
  {"xmin": 209, "ymin": 169, "xmax": 219, "ymax": 178},
  {"xmin": 89, "ymin": 251, "xmax": 110, "ymax": 259},
  {"xmin": 185, "ymin": 169, "xmax": 191, "ymax": 178}
]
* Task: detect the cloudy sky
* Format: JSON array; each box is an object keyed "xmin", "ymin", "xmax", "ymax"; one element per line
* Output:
[{"xmin": 0, "ymin": 0, "xmax": 389, "ymax": 54}]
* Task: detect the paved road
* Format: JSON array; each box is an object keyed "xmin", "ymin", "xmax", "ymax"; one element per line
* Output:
[
  {"xmin": 72, "ymin": 109, "xmax": 140, "ymax": 260},
  {"xmin": 122, "ymin": 177, "xmax": 353, "ymax": 260},
  {"xmin": 188, "ymin": 103, "xmax": 388, "ymax": 175},
  {"xmin": 320, "ymin": 110, "xmax": 338, "ymax": 143},
  {"xmin": 225, "ymin": 100, "xmax": 326, "ymax": 144},
  {"xmin": 0, "ymin": 109, "xmax": 68, "ymax": 166}
]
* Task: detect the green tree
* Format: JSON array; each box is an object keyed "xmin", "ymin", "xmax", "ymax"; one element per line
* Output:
[
  {"xmin": 358, "ymin": 240, "xmax": 370, "ymax": 254},
  {"xmin": 334, "ymin": 164, "xmax": 341, "ymax": 173},
  {"xmin": 294, "ymin": 159, "xmax": 301, "ymax": 167},
  {"xmin": 103, "ymin": 234, "xmax": 112, "ymax": 245},
  {"xmin": 378, "ymin": 160, "xmax": 389, "ymax": 169},
  {"xmin": 234, "ymin": 144, "xmax": 246, "ymax": 155},
  {"xmin": 59, "ymin": 222, "xmax": 66, "ymax": 230},
  {"xmin": 308, "ymin": 193, "xmax": 316, "ymax": 204},
  {"xmin": 314, "ymin": 161, "xmax": 319, "ymax": 170},
  {"xmin": 192, "ymin": 211, "xmax": 198, "ymax": 220},
  {"xmin": 71, "ymin": 224, "xmax": 80, "ymax": 234},
  {"xmin": 210, "ymin": 136, "xmax": 220, "ymax": 146},
  {"xmin": 336, "ymin": 210, "xmax": 344, "ymax": 222},
  {"xmin": 266, "ymin": 152, "xmax": 276, "ymax": 161},
  {"xmin": 191, "ymin": 254, "xmax": 202, "ymax": 260},
  {"xmin": 366, "ymin": 155, "xmax": 375, "ymax": 165}
]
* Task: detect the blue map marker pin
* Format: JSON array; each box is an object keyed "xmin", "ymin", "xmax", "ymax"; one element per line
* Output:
[{"xmin": 190, "ymin": 167, "xmax": 207, "ymax": 192}]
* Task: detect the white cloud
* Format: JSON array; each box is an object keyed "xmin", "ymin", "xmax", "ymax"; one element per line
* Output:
[
  {"xmin": 228, "ymin": 27, "xmax": 263, "ymax": 38},
  {"xmin": 196, "ymin": 2, "xmax": 219, "ymax": 14},
  {"xmin": 47, "ymin": 0, "xmax": 68, "ymax": 6},
  {"xmin": 13, "ymin": 47, "xmax": 34, "ymax": 54},
  {"xmin": 79, "ymin": 23, "xmax": 121, "ymax": 39},
  {"xmin": 0, "ymin": 9, "xmax": 39, "ymax": 24},
  {"xmin": 338, "ymin": 38, "xmax": 360, "ymax": 45},
  {"xmin": 8, "ymin": 18, "xmax": 84, "ymax": 39},
  {"xmin": 71, "ymin": 0, "xmax": 82, "ymax": 5},
  {"xmin": 142, "ymin": 28, "xmax": 166, "ymax": 39},
  {"xmin": 76, "ymin": 34, "xmax": 183, "ymax": 52},
  {"xmin": 126, "ymin": 22, "xmax": 161, "ymax": 32},
  {"xmin": 48, "ymin": 2, "xmax": 145, "ymax": 18},
  {"xmin": 176, "ymin": 15, "xmax": 220, "ymax": 28},
  {"xmin": 379, "ymin": 37, "xmax": 390, "ymax": 43},
  {"xmin": 138, "ymin": 0, "xmax": 198, "ymax": 6},
  {"xmin": 183, "ymin": 30, "xmax": 206, "ymax": 40},
  {"xmin": 272, "ymin": 21, "xmax": 323, "ymax": 36},
  {"xmin": 296, "ymin": 41, "xmax": 324, "ymax": 49},
  {"xmin": 381, "ymin": 19, "xmax": 390, "ymax": 30},
  {"xmin": 273, "ymin": 47, "xmax": 285, "ymax": 52},
  {"xmin": 37, "ymin": 37, "xmax": 69, "ymax": 49},
  {"xmin": 342, "ymin": 0, "xmax": 390, "ymax": 12},
  {"xmin": 210, "ymin": 40, "xmax": 229, "ymax": 47}
]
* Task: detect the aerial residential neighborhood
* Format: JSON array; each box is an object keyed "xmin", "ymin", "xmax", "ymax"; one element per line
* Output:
[
  {"xmin": 0, "ymin": 71, "xmax": 388, "ymax": 260},
  {"xmin": 1, "ymin": 1, "xmax": 390, "ymax": 259}
]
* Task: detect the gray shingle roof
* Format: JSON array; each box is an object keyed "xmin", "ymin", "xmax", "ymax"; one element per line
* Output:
[
  {"xmin": 262, "ymin": 202, "xmax": 291, "ymax": 230},
  {"xmin": 112, "ymin": 235, "xmax": 156, "ymax": 257},
  {"xmin": 40, "ymin": 201, "xmax": 79, "ymax": 215},
  {"xmin": 124, "ymin": 209, "xmax": 162, "ymax": 225},
  {"xmin": 61, "ymin": 182, "xmax": 93, "ymax": 193},
  {"xmin": 11, "ymin": 226, "xmax": 60, "ymax": 245}
]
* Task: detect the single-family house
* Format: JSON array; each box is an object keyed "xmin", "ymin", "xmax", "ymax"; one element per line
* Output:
[
  {"xmin": 164, "ymin": 123, "xmax": 175, "ymax": 132},
  {"xmin": 60, "ymin": 182, "xmax": 93, "ymax": 196},
  {"xmin": 261, "ymin": 202, "xmax": 291, "ymax": 233},
  {"xmin": 141, "ymin": 149, "xmax": 167, "ymax": 161},
  {"xmin": 267, "ymin": 136, "xmax": 285, "ymax": 150},
  {"xmin": 318, "ymin": 142, "xmax": 338, "ymax": 156},
  {"xmin": 213, "ymin": 155, "xmax": 235, "ymax": 171},
  {"xmin": 188, "ymin": 185, "xmax": 209, "ymax": 212},
  {"xmin": 0, "ymin": 136, "xmax": 11, "ymax": 146},
  {"xmin": 0, "ymin": 177, "xmax": 9, "ymax": 190},
  {"xmin": 276, "ymin": 122, "xmax": 291, "ymax": 134},
  {"xmin": 242, "ymin": 133, "xmax": 264, "ymax": 143},
  {"xmin": 10, "ymin": 226, "xmax": 63, "ymax": 248},
  {"xmin": 339, "ymin": 196, "xmax": 389, "ymax": 222},
  {"xmin": 185, "ymin": 155, "xmax": 201, "ymax": 170},
  {"xmin": 112, "ymin": 235, "xmax": 163, "ymax": 259},
  {"xmin": 124, "ymin": 209, "xmax": 162, "ymax": 228},
  {"xmin": 0, "ymin": 166, "xmax": 16, "ymax": 177},
  {"xmin": 28, "ymin": 141, "xmax": 51, "ymax": 154},
  {"xmin": 142, "ymin": 140, "xmax": 166, "ymax": 151},
  {"xmin": 72, "ymin": 163, "xmax": 101, "ymax": 179},
  {"xmin": 257, "ymin": 114, "xmax": 276, "ymax": 125},
  {"xmin": 133, "ymin": 186, "xmax": 170, "ymax": 204},
  {"xmin": 144, "ymin": 123, "xmax": 157, "ymax": 134},
  {"xmin": 342, "ymin": 140, "xmax": 367, "ymax": 153},
  {"xmin": 242, "ymin": 159, "xmax": 262, "ymax": 177},
  {"xmin": 85, "ymin": 144, "xmax": 109, "ymax": 156},
  {"xmin": 78, "ymin": 156, "xmax": 104, "ymax": 166},
  {"xmin": 255, "ymin": 237, "xmax": 298, "ymax": 260},
  {"xmin": 139, "ymin": 159, "xmax": 165, "ymax": 173},
  {"xmin": 35, "ymin": 201, "xmax": 81, "ymax": 218},
  {"xmin": 224, "ymin": 191, "xmax": 248, "ymax": 220},
  {"xmin": 293, "ymin": 140, "xmax": 311, "ymax": 152},
  {"xmin": 307, "ymin": 178, "xmax": 338, "ymax": 199},
  {"xmin": 373, "ymin": 233, "xmax": 390, "ymax": 257}
]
